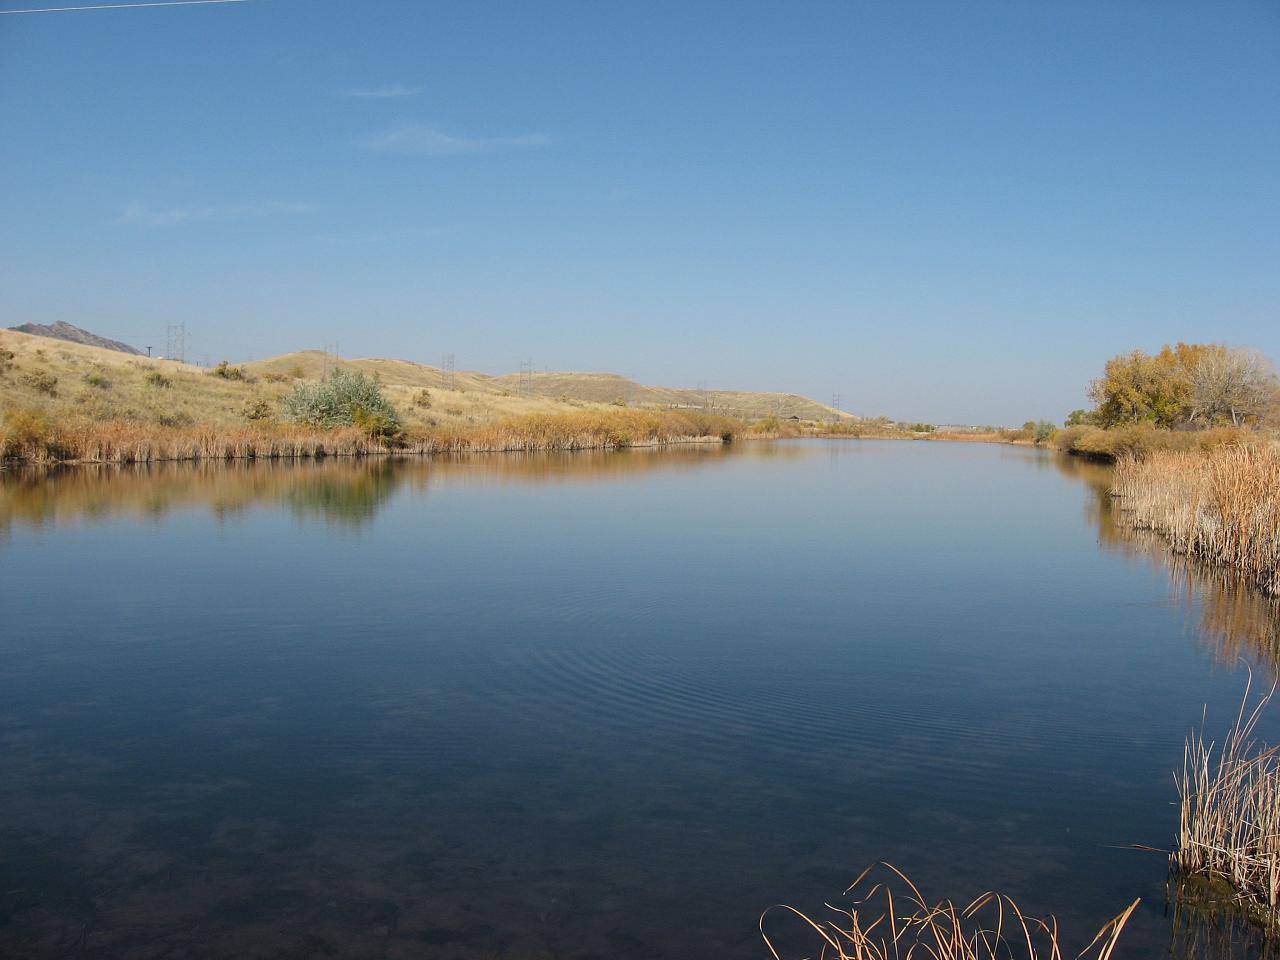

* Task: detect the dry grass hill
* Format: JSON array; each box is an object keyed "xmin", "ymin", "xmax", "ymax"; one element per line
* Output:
[{"xmin": 0, "ymin": 331, "xmax": 852, "ymax": 434}]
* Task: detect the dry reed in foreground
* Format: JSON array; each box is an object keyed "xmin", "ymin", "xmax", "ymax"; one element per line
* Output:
[
  {"xmin": 760, "ymin": 864, "xmax": 1137, "ymax": 960},
  {"xmin": 1174, "ymin": 678, "xmax": 1280, "ymax": 936},
  {"xmin": 1112, "ymin": 443, "xmax": 1280, "ymax": 595}
]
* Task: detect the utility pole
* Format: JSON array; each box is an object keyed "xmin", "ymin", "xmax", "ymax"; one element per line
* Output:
[{"xmin": 145, "ymin": 346, "xmax": 152, "ymax": 358}]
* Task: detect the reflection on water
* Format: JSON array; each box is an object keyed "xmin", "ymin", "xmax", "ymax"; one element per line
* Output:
[
  {"xmin": 0, "ymin": 444, "xmax": 763, "ymax": 532},
  {"xmin": 2, "ymin": 441, "xmax": 1279, "ymax": 959},
  {"xmin": 1168, "ymin": 879, "xmax": 1279, "ymax": 960},
  {"xmin": 1049, "ymin": 453, "xmax": 1280, "ymax": 677}
]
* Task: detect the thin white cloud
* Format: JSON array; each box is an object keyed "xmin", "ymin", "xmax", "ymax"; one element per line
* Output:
[
  {"xmin": 359, "ymin": 123, "xmax": 553, "ymax": 156},
  {"xmin": 340, "ymin": 84, "xmax": 421, "ymax": 99},
  {"xmin": 118, "ymin": 200, "xmax": 312, "ymax": 227}
]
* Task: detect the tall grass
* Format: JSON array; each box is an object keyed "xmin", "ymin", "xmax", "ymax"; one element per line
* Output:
[
  {"xmin": 1056, "ymin": 424, "xmax": 1247, "ymax": 461},
  {"xmin": 1112, "ymin": 443, "xmax": 1280, "ymax": 595},
  {"xmin": 1174, "ymin": 679, "xmax": 1280, "ymax": 935},
  {"xmin": 0, "ymin": 407, "xmax": 741, "ymax": 465},
  {"xmin": 760, "ymin": 864, "xmax": 1136, "ymax": 960}
]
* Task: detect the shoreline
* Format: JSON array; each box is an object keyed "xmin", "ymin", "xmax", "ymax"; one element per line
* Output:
[{"xmin": 0, "ymin": 420, "xmax": 1048, "ymax": 469}]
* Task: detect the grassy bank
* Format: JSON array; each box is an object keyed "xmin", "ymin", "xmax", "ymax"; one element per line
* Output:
[
  {"xmin": 1054, "ymin": 423, "xmax": 1249, "ymax": 461},
  {"xmin": 1112, "ymin": 443, "xmax": 1280, "ymax": 596},
  {"xmin": 1174, "ymin": 682, "xmax": 1280, "ymax": 936},
  {"xmin": 0, "ymin": 407, "xmax": 744, "ymax": 465}
]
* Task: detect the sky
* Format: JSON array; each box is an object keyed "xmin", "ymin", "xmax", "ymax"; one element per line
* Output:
[{"xmin": 1, "ymin": 0, "xmax": 1277, "ymax": 424}]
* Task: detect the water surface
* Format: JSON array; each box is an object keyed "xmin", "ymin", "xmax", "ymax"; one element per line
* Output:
[{"xmin": 2, "ymin": 441, "xmax": 1277, "ymax": 958}]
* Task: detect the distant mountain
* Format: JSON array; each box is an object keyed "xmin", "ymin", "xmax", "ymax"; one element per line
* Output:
[{"xmin": 8, "ymin": 321, "xmax": 143, "ymax": 356}]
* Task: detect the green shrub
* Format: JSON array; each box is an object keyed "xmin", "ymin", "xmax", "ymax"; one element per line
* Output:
[
  {"xmin": 82, "ymin": 370, "xmax": 111, "ymax": 389},
  {"xmin": 281, "ymin": 369, "xmax": 401, "ymax": 437},
  {"xmin": 145, "ymin": 370, "xmax": 172, "ymax": 388},
  {"xmin": 0, "ymin": 349, "xmax": 14, "ymax": 375},
  {"xmin": 1033, "ymin": 420, "xmax": 1057, "ymax": 445},
  {"xmin": 413, "ymin": 389, "xmax": 432, "ymax": 409},
  {"xmin": 19, "ymin": 370, "xmax": 58, "ymax": 396}
]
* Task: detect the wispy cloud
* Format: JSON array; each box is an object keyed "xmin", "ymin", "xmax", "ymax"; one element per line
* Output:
[
  {"xmin": 340, "ymin": 84, "xmax": 421, "ymax": 99},
  {"xmin": 118, "ymin": 200, "xmax": 312, "ymax": 227},
  {"xmin": 359, "ymin": 123, "xmax": 554, "ymax": 156}
]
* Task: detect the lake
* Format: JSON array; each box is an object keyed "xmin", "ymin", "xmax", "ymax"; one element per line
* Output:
[{"xmin": 2, "ymin": 440, "xmax": 1277, "ymax": 959}]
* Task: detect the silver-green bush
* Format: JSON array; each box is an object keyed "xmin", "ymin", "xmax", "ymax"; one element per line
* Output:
[{"xmin": 281, "ymin": 370, "xmax": 401, "ymax": 436}]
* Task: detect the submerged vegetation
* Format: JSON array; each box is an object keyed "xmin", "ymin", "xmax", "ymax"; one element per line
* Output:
[
  {"xmin": 760, "ymin": 865, "xmax": 1136, "ymax": 960},
  {"xmin": 1174, "ymin": 681, "xmax": 1280, "ymax": 936}
]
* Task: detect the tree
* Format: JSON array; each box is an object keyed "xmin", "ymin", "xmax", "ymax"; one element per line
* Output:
[
  {"xmin": 1188, "ymin": 345, "xmax": 1279, "ymax": 427},
  {"xmin": 1087, "ymin": 343, "xmax": 1211, "ymax": 428}
]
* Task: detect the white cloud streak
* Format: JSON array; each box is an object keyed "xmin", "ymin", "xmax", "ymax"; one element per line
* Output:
[
  {"xmin": 340, "ymin": 84, "xmax": 421, "ymax": 99},
  {"xmin": 118, "ymin": 200, "xmax": 312, "ymax": 227},
  {"xmin": 1, "ymin": 0, "xmax": 248, "ymax": 14},
  {"xmin": 359, "ymin": 123, "xmax": 553, "ymax": 156}
]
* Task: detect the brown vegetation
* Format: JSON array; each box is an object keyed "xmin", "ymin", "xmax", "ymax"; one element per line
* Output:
[
  {"xmin": 760, "ymin": 864, "xmax": 1136, "ymax": 960},
  {"xmin": 1174, "ymin": 681, "xmax": 1280, "ymax": 936},
  {"xmin": 1056, "ymin": 424, "xmax": 1248, "ymax": 461},
  {"xmin": 1111, "ymin": 443, "xmax": 1280, "ymax": 595},
  {"xmin": 0, "ymin": 406, "xmax": 742, "ymax": 465},
  {"xmin": 1057, "ymin": 342, "xmax": 1278, "ymax": 462}
]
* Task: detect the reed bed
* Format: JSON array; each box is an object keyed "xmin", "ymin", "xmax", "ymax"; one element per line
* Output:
[
  {"xmin": 0, "ymin": 408, "xmax": 741, "ymax": 465},
  {"xmin": 760, "ymin": 865, "xmax": 1136, "ymax": 960},
  {"xmin": 1174, "ymin": 680, "xmax": 1280, "ymax": 935},
  {"xmin": 1112, "ymin": 443, "xmax": 1280, "ymax": 595}
]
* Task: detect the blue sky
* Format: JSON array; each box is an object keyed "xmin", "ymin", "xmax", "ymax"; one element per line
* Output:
[{"xmin": 1, "ymin": 0, "xmax": 1276, "ymax": 424}]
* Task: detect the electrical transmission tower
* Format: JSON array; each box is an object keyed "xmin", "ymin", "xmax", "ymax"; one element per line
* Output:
[
  {"xmin": 441, "ymin": 352, "xmax": 456, "ymax": 391},
  {"xmin": 519, "ymin": 358, "xmax": 534, "ymax": 397},
  {"xmin": 322, "ymin": 342, "xmax": 340, "ymax": 376},
  {"xmin": 165, "ymin": 323, "xmax": 186, "ymax": 363},
  {"xmin": 832, "ymin": 392, "xmax": 842, "ymax": 418}
]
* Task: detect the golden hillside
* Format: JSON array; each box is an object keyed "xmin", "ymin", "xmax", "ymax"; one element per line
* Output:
[{"xmin": 1, "ymin": 331, "xmax": 852, "ymax": 431}]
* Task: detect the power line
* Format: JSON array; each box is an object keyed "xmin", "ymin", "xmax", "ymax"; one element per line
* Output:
[{"xmin": 1, "ymin": 1, "xmax": 250, "ymax": 14}]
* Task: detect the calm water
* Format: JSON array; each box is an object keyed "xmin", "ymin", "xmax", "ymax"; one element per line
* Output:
[{"xmin": 2, "ymin": 441, "xmax": 1278, "ymax": 959}]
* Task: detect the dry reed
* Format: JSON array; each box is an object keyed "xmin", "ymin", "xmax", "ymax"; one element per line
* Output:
[
  {"xmin": 1174, "ymin": 678, "xmax": 1280, "ymax": 935},
  {"xmin": 1112, "ymin": 444, "xmax": 1280, "ymax": 595},
  {"xmin": 0, "ymin": 408, "xmax": 741, "ymax": 465},
  {"xmin": 760, "ymin": 864, "xmax": 1136, "ymax": 960}
]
